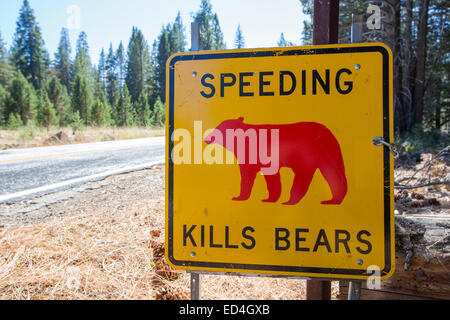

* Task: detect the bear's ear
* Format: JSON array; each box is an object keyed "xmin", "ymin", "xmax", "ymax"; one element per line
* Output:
[{"xmin": 238, "ymin": 117, "xmax": 244, "ymax": 122}]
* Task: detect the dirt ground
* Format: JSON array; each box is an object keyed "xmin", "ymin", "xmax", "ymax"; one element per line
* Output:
[{"xmin": 0, "ymin": 149, "xmax": 448, "ymax": 300}]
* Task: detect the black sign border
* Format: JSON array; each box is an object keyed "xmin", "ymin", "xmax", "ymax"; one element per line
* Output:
[{"xmin": 167, "ymin": 45, "xmax": 393, "ymax": 279}]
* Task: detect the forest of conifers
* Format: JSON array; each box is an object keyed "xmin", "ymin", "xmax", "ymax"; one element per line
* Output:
[
  {"xmin": 0, "ymin": 0, "xmax": 229, "ymax": 131},
  {"xmin": 301, "ymin": 0, "xmax": 448, "ymax": 146},
  {"xmin": 0, "ymin": 0, "xmax": 448, "ymax": 145}
]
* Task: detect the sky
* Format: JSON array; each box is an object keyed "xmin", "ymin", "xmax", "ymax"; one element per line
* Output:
[{"xmin": 0, "ymin": 0, "xmax": 309, "ymax": 65}]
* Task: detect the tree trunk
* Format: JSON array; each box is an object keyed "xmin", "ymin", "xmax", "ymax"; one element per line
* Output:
[
  {"xmin": 339, "ymin": 214, "xmax": 450, "ymax": 300},
  {"xmin": 401, "ymin": 0, "xmax": 414, "ymax": 132},
  {"xmin": 413, "ymin": 0, "xmax": 430, "ymax": 125},
  {"xmin": 435, "ymin": 77, "xmax": 442, "ymax": 129},
  {"xmin": 392, "ymin": 0, "xmax": 403, "ymax": 134}
]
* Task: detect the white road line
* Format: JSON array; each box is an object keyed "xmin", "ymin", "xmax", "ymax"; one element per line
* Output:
[{"xmin": 0, "ymin": 159, "xmax": 165, "ymax": 203}]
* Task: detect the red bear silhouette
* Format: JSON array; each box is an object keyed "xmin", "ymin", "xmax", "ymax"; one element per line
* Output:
[{"xmin": 204, "ymin": 118, "xmax": 348, "ymax": 205}]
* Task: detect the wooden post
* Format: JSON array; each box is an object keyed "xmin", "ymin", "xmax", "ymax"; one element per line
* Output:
[
  {"xmin": 313, "ymin": 0, "xmax": 340, "ymax": 45},
  {"xmin": 307, "ymin": 280, "xmax": 331, "ymax": 300},
  {"xmin": 306, "ymin": 0, "xmax": 340, "ymax": 301}
]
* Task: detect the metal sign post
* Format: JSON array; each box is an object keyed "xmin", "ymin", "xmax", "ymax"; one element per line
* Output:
[
  {"xmin": 190, "ymin": 272, "xmax": 200, "ymax": 300},
  {"xmin": 346, "ymin": 14, "xmax": 363, "ymax": 301},
  {"xmin": 351, "ymin": 15, "xmax": 363, "ymax": 44},
  {"xmin": 191, "ymin": 22, "xmax": 201, "ymax": 52},
  {"xmin": 348, "ymin": 281, "xmax": 362, "ymax": 300},
  {"xmin": 189, "ymin": 24, "xmax": 201, "ymax": 301}
]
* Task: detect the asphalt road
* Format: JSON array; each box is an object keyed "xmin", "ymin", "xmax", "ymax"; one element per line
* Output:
[{"xmin": 0, "ymin": 137, "xmax": 165, "ymax": 203}]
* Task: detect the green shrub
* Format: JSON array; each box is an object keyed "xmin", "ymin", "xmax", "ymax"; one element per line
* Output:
[
  {"xmin": 7, "ymin": 113, "xmax": 23, "ymax": 130},
  {"xmin": 70, "ymin": 111, "xmax": 84, "ymax": 134},
  {"xmin": 19, "ymin": 120, "xmax": 38, "ymax": 141}
]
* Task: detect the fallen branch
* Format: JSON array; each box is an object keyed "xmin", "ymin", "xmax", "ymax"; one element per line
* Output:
[
  {"xmin": 401, "ymin": 146, "xmax": 449, "ymax": 186},
  {"xmin": 395, "ymin": 181, "xmax": 450, "ymax": 190}
]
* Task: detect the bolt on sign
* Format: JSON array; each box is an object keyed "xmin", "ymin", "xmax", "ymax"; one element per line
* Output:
[{"xmin": 165, "ymin": 43, "xmax": 395, "ymax": 280}]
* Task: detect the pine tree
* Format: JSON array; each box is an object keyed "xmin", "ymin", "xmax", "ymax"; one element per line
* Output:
[
  {"xmin": 105, "ymin": 43, "xmax": 119, "ymax": 107},
  {"xmin": 98, "ymin": 48, "xmax": 106, "ymax": 90},
  {"xmin": 89, "ymin": 93, "xmax": 110, "ymax": 127},
  {"xmin": 147, "ymin": 40, "xmax": 161, "ymax": 108},
  {"xmin": 36, "ymin": 89, "xmax": 58, "ymax": 130},
  {"xmin": 153, "ymin": 13, "xmax": 187, "ymax": 105},
  {"xmin": 70, "ymin": 110, "xmax": 84, "ymax": 134},
  {"xmin": 299, "ymin": 0, "xmax": 313, "ymax": 45},
  {"xmin": 29, "ymin": 26, "xmax": 49, "ymax": 89},
  {"xmin": 211, "ymin": 14, "xmax": 225, "ymax": 50},
  {"xmin": 134, "ymin": 91, "xmax": 152, "ymax": 127},
  {"xmin": 46, "ymin": 76, "xmax": 70, "ymax": 127},
  {"xmin": 116, "ymin": 85, "xmax": 134, "ymax": 127},
  {"xmin": 193, "ymin": 0, "xmax": 226, "ymax": 50},
  {"xmin": 126, "ymin": 27, "xmax": 151, "ymax": 102},
  {"xmin": 169, "ymin": 12, "xmax": 187, "ymax": 53},
  {"xmin": 426, "ymin": 0, "xmax": 450, "ymax": 129},
  {"xmin": 0, "ymin": 30, "xmax": 15, "ymax": 88},
  {"xmin": 11, "ymin": 0, "xmax": 49, "ymax": 89},
  {"xmin": 156, "ymin": 27, "xmax": 170, "ymax": 102},
  {"xmin": 54, "ymin": 28, "xmax": 72, "ymax": 91},
  {"xmin": 71, "ymin": 74, "xmax": 92, "ymax": 126},
  {"xmin": 93, "ymin": 49, "xmax": 106, "ymax": 101},
  {"xmin": 278, "ymin": 33, "xmax": 295, "ymax": 47},
  {"xmin": 7, "ymin": 112, "xmax": 23, "ymax": 130},
  {"xmin": 89, "ymin": 99, "xmax": 103, "ymax": 127},
  {"xmin": 116, "ymin": 42, "xmax": 127, "ymax": 88},
  {"xmin": 0, "ymin": 84, "xmax": 10, "ymax": 126},
  {"xmin": 93, "ymin": 68, "xmax": 104, "ymax": 102},
  {"xmin": 413, "ymin": 0, "xmax": 431, "ymax": 124},
  {"xmin": 194, "ymin": 0, "xmax": 215, "ymax": 50},
  {"xmin": 0, "ymin": 32, "xmax": 6, "ymax": 62},
  {"xmin": 100, "ymin": 90, "xmax": 112, "ymax": 126},
  {"xmin": 234, "ymin": 25, "xmax": 245, "ymax": 49},
  {"xmin": 151, "ymin": 97, "xmax": 165, "ymax": 127},
  {"xmin": 72, "ymin": 32, "xmax": 92, "ymax": 81},
  {"xmin": 8, "ymin": 71, "xmax": 37, "ymax": 125}
]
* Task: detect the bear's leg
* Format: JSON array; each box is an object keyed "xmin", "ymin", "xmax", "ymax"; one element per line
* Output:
[
  {"xmin": 283, "ymin": 168, "xmax": 316, "ymax": 205},
  {"xmin": 319, "ymin": 166, "xmax": 348, "ymax": 205},
  {"xmin": 232, "ymin": 165, "xmax": 259, "ymax": 201},
  {"xmin": 262, "ymin": 172, "xmax": 282, "ymax": 203}
]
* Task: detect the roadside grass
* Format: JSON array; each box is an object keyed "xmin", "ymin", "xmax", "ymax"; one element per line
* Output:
[
  {"xmin": 0, "ymin": 196, "xmax": 339, "ymax": 300},
  {"xmin": 0, "ymin": 126, "xmax": 165, "ymax": 150}
]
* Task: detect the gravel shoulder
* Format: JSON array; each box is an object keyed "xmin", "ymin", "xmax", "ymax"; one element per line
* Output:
[{"xmin": 0, "ymin": 166, "xmax": 165, "ymax": 228}]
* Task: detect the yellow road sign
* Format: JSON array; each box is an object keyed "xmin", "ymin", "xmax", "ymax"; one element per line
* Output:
[{"xmin": 165, "ymin": 43, "xmax": 394, "ymax": 280}]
